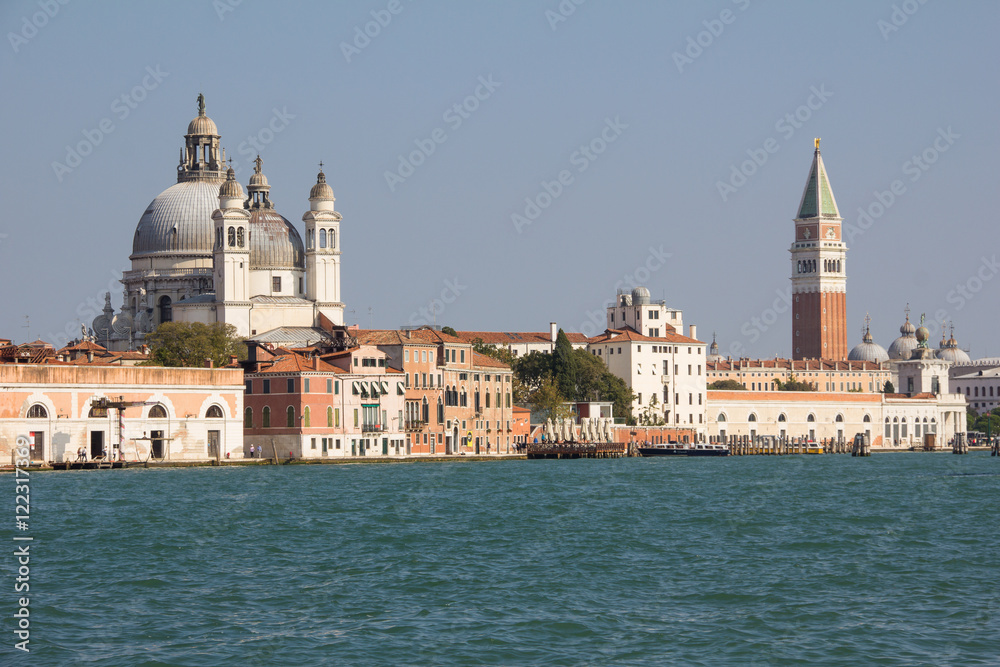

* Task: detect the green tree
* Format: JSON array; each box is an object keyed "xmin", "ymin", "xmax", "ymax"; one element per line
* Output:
[
  {"xmin": 513, "ymin": 351, "xmax": 553, "ymax": 394},
  {"xmin": 441, "ymin": 326, "xmax": 457, "ymax": 337},
  {"xmin": 775, "ymin": 373, "xmax": 815, "ymax": 392},
  {"xmin": 708, "ymin": 379, "xmax": 746, "ymax": 390},
  {"xmin": 528, "ymin": 376, "xmax": 571, "ymax": 421},
  {"xmin": 470, "ymin": 338, "xmax": 516, "ymax": 365},
  {"xmin": 552, "ymin": 329, "xmax": 577, "ymax": 399},
  {"xmin": 143, "ymin": 322, "xmax": 246, "ymax": 368},
  {"xmin": 883, "ymin": 380, "xmax": 896, "ymax": 394}
]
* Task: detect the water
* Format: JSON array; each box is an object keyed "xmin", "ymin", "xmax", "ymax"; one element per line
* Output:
[{"xmin": 6, "ymin": 453, "xmax": 999, "ymax": 665}]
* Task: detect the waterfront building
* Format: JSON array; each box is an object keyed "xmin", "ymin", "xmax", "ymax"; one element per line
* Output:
[
  {"xmin": 95, "ymin": 95, "xmax": 343, "ymax": 350},
  {"xmin": 356, "ymin": 328, "xmax": 516, "ymax": 455},
  {"xmin": 791, "ymin": 139, "xmax": 848, "ymax": 361},
  {"xmin": 0, "ymin": 350, "xmax": 243, "ymax": 463},
  {"xmin": 242, "ymin": 342, "xmax": 405, "ymax": 458},
  {"xmin": 952, "ymin": 367, "xmax": 1000, "ymax": 414},
  {"xmin": 706, "ymin": 357, "xmax": 890, "ymax": 393},
  {"xmin": 587, "ymin": 323, "xmax": 706, "ymax": 436},
  {"xmin": 607, "ymin": 287, "xmax": 683, "ymax": 338}
]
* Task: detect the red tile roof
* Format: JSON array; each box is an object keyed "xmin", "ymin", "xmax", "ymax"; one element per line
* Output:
[
  {"xmin": 588, "ymin": 327, "xmax": 702, "ymax": 345},
  {"xmin": 455, "ymin": 331, "xmax": 589, "ymax": 345},
  {"xmin": 472, "ymin": 351, "xmax": 511, "ymax": 370}
]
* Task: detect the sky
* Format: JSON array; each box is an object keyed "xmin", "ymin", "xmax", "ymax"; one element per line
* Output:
[{"xmin": 1, "ymin": 0, "xmax": 998, "ymax": 358}]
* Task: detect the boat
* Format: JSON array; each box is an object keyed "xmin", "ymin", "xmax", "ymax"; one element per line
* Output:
[{"xmin": 638, "ymin": 442, "xmax": 729, "ymax": 457}]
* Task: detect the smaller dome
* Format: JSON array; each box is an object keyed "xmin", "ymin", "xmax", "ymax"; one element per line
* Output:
[
  {"xmin": 219, "ymin": 168, "xmax": 244, "ymax": 199},
  {"xmin": 900, "ymin": 317, "xmax": 915, "ymax": 335},
  {"xmin": 249, "ymin": 171, "xmax": 269, "ymax": 188},
  {"xmin": 310, "ymin": 170, "xmax": 334, "ymax": 199},
  {"xmin": 631, "ymin": 286, "xmax": 651, "ymax": 305},
  {"xmin": 707, "ymin": 333, "xmax": 723, "ymax": 362},
  {"xmin": 849, "ymin": 328, "xmax": 889, "ymax": 363},
  {"xmin": 937, "ymin": 347, "xmax": 971, "ymax": 363}
]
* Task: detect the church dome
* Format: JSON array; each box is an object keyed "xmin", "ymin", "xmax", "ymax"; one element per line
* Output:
[
  {"xmin": 887, "ymin": 311, "xmax": 918, "ymax": 360},
  {"xmin": 707, "ymin": 333, "xmax": 723, "ymax": 362},
  {"xmin": 249, "ymin": 209, "xmax": 305, "ymax": 270},
  {"xmin": 310, "ymin": 169, "xmax": 334, "ymax": 200},
  {"xmin": 249, "ymin": 170, "xmax": 269, "ymax": 188},
  {"xmin": 631, "ymin": 286, "xmax": 651, "ymax": 305},
  {"xmin": 131, "ymin": 180, "xmax": 225, "ymax": 258},
  {"xmin": 937, "ymin": 347, "xmax": 971, "ymax": 363},
  {"xmin": 219, "ymin": 168, "xmax": 244, "ymax": 199},
  {"xmin": 187, "ymin": 114, "xmax": 218, "ymax": 136},
  {"xmin": 849, "ymin": 328, "xmax": 889, "ymax": 364}
]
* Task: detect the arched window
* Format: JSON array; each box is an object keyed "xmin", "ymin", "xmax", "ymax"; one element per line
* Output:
[
  {"xmin": 330, "ymin": 229, "xmax": 336, "ymax": 248},
  {"xmin": 228, "ymin": 226, "xmax": 236, "ymax": 247},
  {"xmin": 158, "ymin": 296, "xmax": 172, "ymax": 323},
  {"xmin": 863, "ymin": 414, "xmax": 871, "ymax": 423},
  {"xmin": 777, "ymin": 413, "xmax": 786, "ymax": 422},
  {"xmin": 485, "ymin": 392, "xmax": 491, "ymax": 408},
  {"xmin": 807, "ymin": 414, "xmax": 815, "ymax": 423},
  {"xmin": 88, "ymin": 406, "xmax": 103, "ymax": 418},
  {"xmin": 148, "ymin": 404, "xmax": 167, "ymax": 419},
  {"xmin": 717, "ymin": 413, "xmax": 727, "ymax": 422},
  {"xmin": 748, "ymin": 413, "xmax": 757, "ymax": 422},
  {"xmin": 244, "ymin": 407, "xmax": 253, "ymax": 428},
  {"xmin": 26, "ymin": 404, "xmax": 47, "ymax": 419},
  {"xmin": 437, "ymin": 398, "xmax": 444, "ymax": 424},
  {"xmin": 319, "ymin": 229, "xmax": 327, "ymax": 248},
  {"xmin": 835, "ymin": 414, "xmax": 844, "ymax": 423},
  {"xmin": 237, "ymin": 227, "xmax": 245, "ymax": 247},
  {"xmin": 327, "ymin": 406, "xmax": 334, "ymax": 428},
  {"xmin": 206, "ymin": 405, "xmax": 224, "ymax": 418},
  {"xmin": 307, "ymin": 228, "xmax": 315, "ymax": 250},
  {"xmin": 286, "ymin": 406, "xmax": 295, "ymax": 428},
  {"xmin": 262, "ymin": 406, "xmax": 271, "ymax": 428},
  {"xmin": 303, "ymin": 406, "xmax": 311, "ymax": 428}
]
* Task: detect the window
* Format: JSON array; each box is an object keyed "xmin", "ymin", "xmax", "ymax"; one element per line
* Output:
[
  {"xmin": 27, "ymin": 404, "xmax": 47, "ymax": 419},
  {"xmin": 303, "ymin": 407, "xmax": 311, "ymax": 427},
  {"xmin": 158, "ymin": 295, "xmax": 172, "ymax": 323},
  {"xmin": 354, "ymin": 409, "xmax": 359, "ymax": 428},
  {"xmin": 335, "ymin": 381, "xmax": 339, "ymax": 395},
  {"xmin": 286, "ymin": 406, "xmax": 295, "ymax": 427},
  {"xmin": 272, "ymin": 276, "xmax": 281, "ymax": 293},
  {"xmin": 460, "ymin": 350, "xmax": 465, "ymax": 363},
  {"xmin": 287, "ymin": 378, "xmax": 295, "ymax": 393},
  {"xmin": 330, "ymin": 229, "xmax": 336, "ymax": 248},
  {"xmin": 245, "ymin": 380, "xmax": 253, "ymax": 395},
  {"xmin": 319, "ymin": 229, "xmax": 327, "ymax": 248},
  {"xmin": 263, "ymin": 379, "xmax": 271, "ymax": 394},
  {"xmin": 304, "ymin": 379, "xmax": 310, "ymax": 393},
  {"xmin": 237, "ymin": 227, "xmax": 245, "ymax": 247},
  {"xmin": 244, "ymin": 407, "xmax": 254, "ymax": 428},
  {"xmin": 807, "ymin": 414, "xmax": 815, "ymax": 422},
  {"xmin": 228, "ymin": 226, "xmax": 236, "ymax": 246},
  {"xmin": 327, "ymin": 406, "xmax": 334, "ymax": 427},
  {"xmin": 148, "ymin": 404, "xmax": 167, "ymax": 419},
  {"xmin": 262, "ymin": 406, "xmax": 271, "ymax": 428},
  {"xmin": 206, "ymin": 405, "xmax": 224, "ymax": 418}
]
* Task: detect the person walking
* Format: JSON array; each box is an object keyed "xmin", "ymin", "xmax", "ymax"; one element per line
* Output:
[{"xmin": 257, "ymin": 445, "xmax": 262, "ymax": 459}]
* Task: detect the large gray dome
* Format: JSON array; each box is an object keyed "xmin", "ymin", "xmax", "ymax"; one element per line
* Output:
[
  {"xmin": 249, "ymin": 208, "xmax": 305, "ymax": 270},
  {"xmin": 849, "ymin": 331, "xmax": 889, "ymax": 364},
  {"xmin": 131, "ymin": 180, "xmax": 224, "ymax": 259}
]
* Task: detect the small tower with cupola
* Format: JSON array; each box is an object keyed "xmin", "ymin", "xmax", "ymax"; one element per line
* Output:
[
  {"xmin": 212, "ymin": 165, "xmax": 252, "ymax": 335},
  {"xmin": 790, "ymin": 139, "xmax": 848, "ymax": 360},
  {"xmin": 302, "ymin": 163, "xmax": 344, "ymax": 325}
]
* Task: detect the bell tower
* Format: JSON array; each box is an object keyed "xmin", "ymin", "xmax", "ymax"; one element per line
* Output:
[
  {"xmin": 212, "ymin": 166, "xmax": 251, "ymax": 335},
  {"xmin": 303, "ymin": 164, "xmax": 344, "ymax": 326},
  {"xmin": 790, "ymin": 139, "xmax": 847, "ymax": 360}
]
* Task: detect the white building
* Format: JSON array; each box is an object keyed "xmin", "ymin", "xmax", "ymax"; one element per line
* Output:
[
  {"xmin": 606, "ymin": 287, "xmax": 683, "ymax": 337},
  {"xmin": 952, "ymin": 367, "xmax": 1000, "ymax": 414},
  {"xmin": 94, "ymin": 95, "xmax": 344, "ymax": 349},
  {"xmin": 587, "ymin": 288, "xmax": 706, "ymax": 432}
]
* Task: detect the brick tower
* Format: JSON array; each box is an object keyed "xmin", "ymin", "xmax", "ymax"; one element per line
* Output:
[{"xmin": 791, "ymin": 139, "xmax": 847, "ymax": 360}]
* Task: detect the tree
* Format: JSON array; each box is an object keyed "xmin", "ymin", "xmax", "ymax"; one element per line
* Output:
[
  {"xmin": 470, "ymin": 338, "xmax": 516, "ymax": 365},
  {"xmin": 513, "ymin": 351, "xmax": 553, "ymax": 394},
  {"xmin": 708, "ymin": 379, "xmax": 746, "ymax": 390},
  {"xmin": 775, "ymin": 373, "xmax": 815, "ymax": 392},
  {"xmin": 883, "ymin": 380, "xmax": 896, "ymax": 394},
  {"xmin": 143, "ymin": 322, "xmax": 246, "ymax": 368},
  {"xmin": 552, "ymin": 329, "xmax": 577, "ymax": 399},
  {"xmin": 441, "ymin": 326, "xmax": 457, "ymax": 337},
  {"xmin": 528, "ymin": 376, "xmax": 571, "ymax": 421}
]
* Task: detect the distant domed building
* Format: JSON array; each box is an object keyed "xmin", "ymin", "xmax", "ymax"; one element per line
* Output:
[
  {"xmin": 97, "ymin": 95, "xmax": 344, "ymax": 349},
  {"xmin": 936, "ymin": 324, "xmax": 971, "ymax": 364},
  {"xmin": 707, "ymin": 333, "xmax": 723, "ymax": 362},
  {"xmin": 848, "ymin": 315, "xmax": 889, "ymax": 364},
  {"xmin": 887, "ymin": 308, "xmax": 918, "ymax": 361}
]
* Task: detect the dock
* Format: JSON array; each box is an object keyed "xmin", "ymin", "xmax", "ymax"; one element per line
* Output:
[{"xmin": 526, "ymin": 443, "xmax": 628, "ymax": 459}]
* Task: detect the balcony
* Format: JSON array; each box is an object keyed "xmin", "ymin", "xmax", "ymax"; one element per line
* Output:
[
  {"xmin": 404, "ymin": 420, "xmax": 425, "ymax": 432},
  {"xmin": 122, "ymin": 268, "xmax": 214, "ymax": 281},
  {"xmin": 362, "ymin": 424, "xmax": 386, "ymax": 433}
]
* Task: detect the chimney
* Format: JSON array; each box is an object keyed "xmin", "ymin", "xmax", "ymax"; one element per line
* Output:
[
  {"xmin": 313, "ymin": 356, "xmax": 319, "ymax": 370},
  {"xmin": 689, "ymin": 324, "xmax": 697, "ymax": 341},
  {"xmin": 229, "ymin": 354, "xmax": 238, "ymax": 366},
  {"xmin": 204, "ymin": 358, "xmax": 214, "ymax": 368},
  {"xmin": 550, "ymin": 322, "xmax": 558, "ymax": 342},
  {"xmin": 87, "ymin": 350, "xmax": 94, "ymax": 363}
]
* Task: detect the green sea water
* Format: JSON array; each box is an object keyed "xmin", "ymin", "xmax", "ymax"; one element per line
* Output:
[{"xmin": 4, "ymin": 453, "xmax": 998, "ymax": 665}]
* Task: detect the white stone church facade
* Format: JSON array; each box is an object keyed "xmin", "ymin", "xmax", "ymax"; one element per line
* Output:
[{"xmin": 94, "ymin": 95, "xmax": 343, "ymax": 349}]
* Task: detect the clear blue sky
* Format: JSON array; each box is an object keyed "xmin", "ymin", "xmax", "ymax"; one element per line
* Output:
[{"xmin": 1, "ymin": 0, "xmax": 998, "ymax": 357}]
